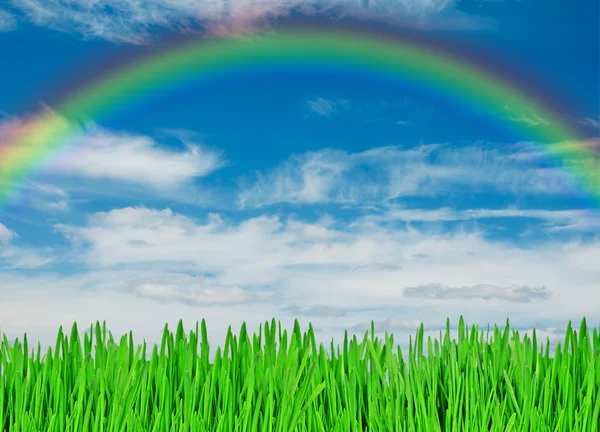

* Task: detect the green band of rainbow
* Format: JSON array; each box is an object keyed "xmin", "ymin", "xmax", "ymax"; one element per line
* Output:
[{"xmin": 1, "ymin": 26, "xmax": 599, "ymax": 211}]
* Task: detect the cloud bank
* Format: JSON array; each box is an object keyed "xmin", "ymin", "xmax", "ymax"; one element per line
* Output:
[
  {"xmin": 50, "ymin": 206, "xmax": 600, "ymax": 313},
  {"xmin": 1, "ymin": 205, "xmax": 599, "ymax": 357}
]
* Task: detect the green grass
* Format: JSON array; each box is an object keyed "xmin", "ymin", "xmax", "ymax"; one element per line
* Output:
[{"xmin": 0, "ymin": 316, "xmax": 599, "ymax": 431}]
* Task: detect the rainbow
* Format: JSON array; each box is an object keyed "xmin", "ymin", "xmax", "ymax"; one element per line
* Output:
[{"xmin": 1, "ymin": 24, "xmax": 599, "ymax": 211}]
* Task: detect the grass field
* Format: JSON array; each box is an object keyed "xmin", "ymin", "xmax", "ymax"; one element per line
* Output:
[{"xmin": 1, "ymin": 316, "xmax": 599, "ymax": 431}]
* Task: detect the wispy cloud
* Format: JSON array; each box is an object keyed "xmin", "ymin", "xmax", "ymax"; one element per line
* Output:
[
  {"xmin": 0, "ymin": 9, "xmax": 16, "ymax": 31},
  {"xmin": 9, "ymin": 0, "xmax": 486, "ymax": 43},
  {"xmin": 579, "ymin": 116, "xmax": 600, "ymax": 130},
  {"xmin": 238, "ymin": 143, "xmax": 579, "ymax": 208},
  {"xmin": 25, "ymin": 183, "xmax": 72, "ymax": 213},
  {"xmin": 306, "ymin": 97, "xmax": 351, "ymax": 117},
  {"xmin": 10, "ymin": 0, "xmax": 200, "ymax": 44},
  {"xmin": 372, "ymin": 207, "xmax": 600, "ymax": 232},
  {"xmin": 504, "ymin": 104, "xmax": 549, "ymax": 126},
  {"xmin": 0, "ymin": 223, "xmax": 54, "ymax": 268},
  {"xmin": 0, "ymin": 247, "xmax": 54, "ymax": 269},
  {"xmin": 403, "ymin": 282, "xmax": 551, "ymax": 303}
]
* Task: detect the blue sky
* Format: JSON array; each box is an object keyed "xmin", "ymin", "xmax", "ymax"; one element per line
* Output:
[{"xmin": 0, "ymin": 0, "xmax": 599, "ymax": 351}]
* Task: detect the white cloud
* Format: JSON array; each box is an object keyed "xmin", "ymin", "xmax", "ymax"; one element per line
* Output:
[
  {"xmin": 0, "ymin": 10, "xmax": 16, "ymax": 31},
  {"xmin": 238, "ymin": 143, "xmax": 579, "ymax": 208},
  {"xmin": 306, "ymin": 97, "xmax": 351, "ymax": 117},
  {"xmin": 46, "ymin": 126, "xmax": 225, "ymax": 190},
  {"xmin": 0, "ymin": 110, "xmax": 225, "ymax": 193},
  {"xmin": 0, "ymin": 223, "xmax": 16, "ymax": 243},
  {"xmin": 51, "ymin": 206, "xmax": 600, "ymax": 314},
  {"xmin": 9, "ymin": 0, "xmax": 484, "ymax": 43},
  {"xmin": 1, "ymin": 205, "xmax": 599, "ymax": 356},
  {"xmin": 239, "ymin": 150, "xmax": 350, "ymax": 207}
]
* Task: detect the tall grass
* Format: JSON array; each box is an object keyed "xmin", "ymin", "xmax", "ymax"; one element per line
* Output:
[{"xmin": 1, "ymin": 316, "xmax": 599, "ymax": 431}]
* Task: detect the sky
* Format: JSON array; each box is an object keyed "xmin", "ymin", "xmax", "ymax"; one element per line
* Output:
[{"xmin": 0, "ymin": 0, "xmax": 599, "ymax": 354}]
